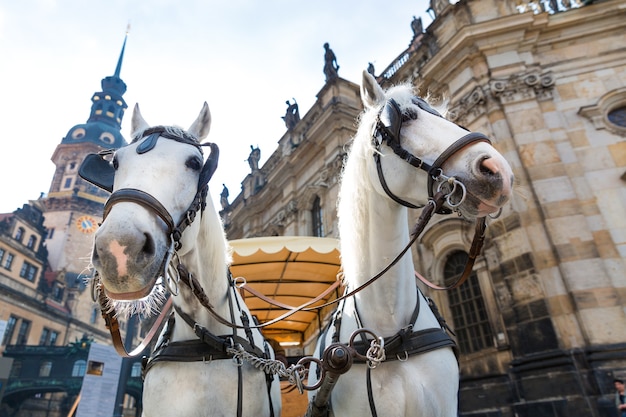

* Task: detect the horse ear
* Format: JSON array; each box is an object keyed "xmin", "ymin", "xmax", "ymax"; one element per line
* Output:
[
  {"xmin": 361, "ymin": 70, "xmax": 385, "ymax": 109},
  {"xmin": 188, "ymin": 102, "xmax": 211, "ymax": 140},
  {"xmin": 131, "ymin": 103, "xmax": 150, "ymax": 138}
]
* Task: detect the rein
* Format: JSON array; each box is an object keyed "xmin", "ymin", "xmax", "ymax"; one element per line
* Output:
[{"xmin": 236, "ymin": 189, "xmax": 484, "ymax": 326}]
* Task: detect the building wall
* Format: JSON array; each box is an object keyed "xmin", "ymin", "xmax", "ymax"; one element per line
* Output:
[
  {"xmin": 384, "ymin": 1, "xmax": 626, "ymax": 415},
  {"xmin": 226, "ymin": 1, "xmax": 626, "ymax": 416}
]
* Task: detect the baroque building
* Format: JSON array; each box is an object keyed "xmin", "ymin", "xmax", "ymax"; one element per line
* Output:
[
  {"xmin": 0, "ymin": 34, "xmax": 143, "ymax": 417},
  {"xmin": 225, "ymin": 1, "xmax": 626, "ymax": 416}
]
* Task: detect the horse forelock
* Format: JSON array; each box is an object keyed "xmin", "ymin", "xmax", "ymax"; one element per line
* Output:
[{"xmin": 130, "ymin": 125, "xmax": 199, "ymax": 144}]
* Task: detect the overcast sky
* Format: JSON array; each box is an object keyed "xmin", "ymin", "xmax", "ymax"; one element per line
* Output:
[{"xmin": 0, "ymin": 0, "xmax": 433, "ymax": 214}]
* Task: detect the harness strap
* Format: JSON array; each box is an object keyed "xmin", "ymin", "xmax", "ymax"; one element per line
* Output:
[
  {"xmin": 374, "ymin": 152, "xmax": 422, "ymax": 209},
  {"xmin": 142, "ymin": 308, "xmax": 276, "ymax": 417},
  {"xmin": 366, "ymin": 367, "xmax": 378, "ymax": 417},
  {"xmin": 352, "ymin": 328, "xmax": 456, "ymax": 362},
  {"xmin": 98, "ymin": 290, "xmax": 173, "ymax": 358},
  {"xmin": 173, "ymin": 304, "xmax": 265, "ymax": 358},
  {"xmin": 426, "ymin": 131, "xmax": 492, "ymax": 202},
  {"xmin": 142, "ymin": 339, "xmax": 233, "ymax": 376},
  {"xmin": 223, "ymin": 271, "xmax": 244, "ymax": 417},
  {"xmin": 103, "ymin": 188, "xmax": 175, "ymax": 230}
]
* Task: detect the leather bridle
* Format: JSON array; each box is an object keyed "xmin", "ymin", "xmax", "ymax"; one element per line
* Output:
[{"xmin": 373, "ymin": 98, "xmax": 492, "ymax": 214}]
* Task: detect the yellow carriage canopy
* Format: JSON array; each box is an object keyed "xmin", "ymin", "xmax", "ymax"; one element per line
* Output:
[{"xmin": 228, "ymin": 236, "xmax": 342, "ymax": 348}]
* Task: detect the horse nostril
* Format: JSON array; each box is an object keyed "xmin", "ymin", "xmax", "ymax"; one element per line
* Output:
[
  {"xmin": 479, "ymin": 156, "xmax": 500, "ymax": 177},
  {"xmin": 141, "ymin": 233, "xmax": 155, "ymax": 256}
]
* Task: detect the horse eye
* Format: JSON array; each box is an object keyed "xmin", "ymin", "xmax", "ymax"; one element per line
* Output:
[
  {"xmin": 112, "ymin": 155, "xmax": 119, "ymax": 170},
  {"xmin": 186, "ymin": 157, "xmax": 202, "ymax": 171}
]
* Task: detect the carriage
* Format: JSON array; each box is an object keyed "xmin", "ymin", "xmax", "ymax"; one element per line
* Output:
[{"xmin": 79, "ymin": 71, "xmax": 513, "ymax": 417}]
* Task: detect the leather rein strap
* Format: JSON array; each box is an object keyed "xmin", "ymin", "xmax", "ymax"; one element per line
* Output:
[{"xmin": 98, "ymin": 291, "xmax": 173, "ymax": 358}]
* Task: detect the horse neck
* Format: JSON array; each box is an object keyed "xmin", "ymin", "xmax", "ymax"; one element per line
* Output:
[
  {"xmin": 340, "ymin": 189, "xmax": 420, "ymax": 334},
  {"xmin": 170, "ymin": 209, "xmax": 235, "ymax": 341}
]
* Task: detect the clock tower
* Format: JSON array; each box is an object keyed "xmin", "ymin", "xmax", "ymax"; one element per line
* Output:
[{"xmin": 40, "ymin": 33, "xmax": 129, "ymax": 277}]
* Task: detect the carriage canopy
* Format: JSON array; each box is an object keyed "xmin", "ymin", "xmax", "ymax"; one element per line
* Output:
[{"xmin": 229, "ymin": 236, "xmax": 342, "ymax": 348}]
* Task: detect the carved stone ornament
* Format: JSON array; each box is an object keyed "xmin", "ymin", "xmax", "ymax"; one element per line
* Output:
[
  {"xmin": 448, "ymin": 86, "xmax": 486, "ymax": 124},
  {"xmin": 490, "ymin": 71, "xmax": 555, "ymax": 104}
]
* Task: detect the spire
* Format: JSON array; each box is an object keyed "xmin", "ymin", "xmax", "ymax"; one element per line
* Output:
[
  {"xmin": 85, "ymin": 29, "xmax": 129, "ymax": 129},
  {"xmin": 113, "ymin": 25, "xmax": 129, "ymax": 79},
  {"xmin": 101, "ymin": 26, "xmax": 129, "ymax": 96},
  {"xmin": 62, "ymin": 29, "xmax": 130, "ymax": 147}
]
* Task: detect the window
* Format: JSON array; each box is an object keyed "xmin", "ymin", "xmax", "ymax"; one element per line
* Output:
[
  {"xmin": 27, "ymin": 235, "xmax": 37, "ymax": 249},
  {"xmin": 19, "ymin": 261, "xmax": 38, "ymax": 282},
  {"xmin": 444, "ymin": 251, "xmax": 493, "ymax": 354},
  {"xmin": 52, "ymin": 285, "xmax": 64, "ymax": 302},
  {"xmin": 311, "ymin": 196, "xmax": 324, "ymax": 237},
  {"xmin": 39, "ymin": 361, "xmax": 52, "ymax": 377},
  {"xmin": 39, "ymin": 328, "xmax": 59, "ymax": 346},
  {"xmin": 15, "ymin": 227, "xmax": 24, "ymax": 242},
  {"xmin": 4, "ymin": 253, "xmax": 14, "ymax": 269},
  {"xmin": 48, "ymin": 228, "xmax": 55, "ymax": 239},
  {"xmin": 15, "ymin": 319, "xmax": 31, "ymax": 345},
  {"xmin": 3, "ymin": 316, "xmax": 17, "ymax": 345},
  {"xmin": 0, "ymin": 248, "xmax": 4, "ymax": 264},
  {"xmin": 39, "ymin": 328, "xmax": 49, "ymax": 345},
  {"xmin": 130, "ymin": 362, "xmax": 142, "ymax": 378},
  {"xmin": 608, "ymin": 106, "xmax": 626, "ymax": 128},
  {"xmin": 72, "ymin": 360, "xmax": 87, "ymax": 377},
  {"xmin": 63, "ymin": 177, "xmax": 73, "ymax": 189},
  {"xmin": 49, "ymin": 331, "xmax": 59, "ymax": 346}
]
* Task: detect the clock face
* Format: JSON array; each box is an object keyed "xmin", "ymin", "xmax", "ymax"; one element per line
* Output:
[{"xmin": 76, "ymin": 216, "xmax": 98, "ymax": 234}]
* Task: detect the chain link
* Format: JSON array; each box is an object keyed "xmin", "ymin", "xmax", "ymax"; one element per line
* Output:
[
  {"xmin": 365, "ymin": 336, "xmax": 386, "ymax": 369},
  {"xmin": 226, "ymin": 344, "xmax": 308, "ymax": 392}
]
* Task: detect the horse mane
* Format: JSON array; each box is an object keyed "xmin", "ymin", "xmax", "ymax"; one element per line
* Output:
[
  {"xmin": 198, "ymin": 190, "xmax": 233, "ymax": 271},
  {"xmin": 337, "ymin": 81, "xmax": 444, "ymax": 285}
]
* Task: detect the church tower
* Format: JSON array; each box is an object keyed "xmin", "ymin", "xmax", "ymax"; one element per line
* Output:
[{"xmin": 39, "ymin": 33, "xmax": 129, "ymax": 283}]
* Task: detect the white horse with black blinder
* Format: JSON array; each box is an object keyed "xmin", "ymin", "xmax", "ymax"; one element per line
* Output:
[{"xmin": 81, "ymin": 102, "xmax": 281, "ymax": 417}]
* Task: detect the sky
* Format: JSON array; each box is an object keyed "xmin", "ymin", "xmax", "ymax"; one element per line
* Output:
[{"xmin": 0, "ymin": 0, "xmax": 433, "ymax": 214}]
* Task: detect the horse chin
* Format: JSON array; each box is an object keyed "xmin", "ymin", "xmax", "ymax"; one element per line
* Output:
[
  {"xmin": 453, "ymin": 192, "xmax": 502, "ymax": 219},
  {"xmin": 476, "ymin": 201, "xmax": 502, "ymax": 217},
  {"xmin": 102, "ymin": 282, "xmax": 167, "ymax": 320},
  {"xmin": 103, "ymin": 276, "xmax": 157, "ymax": 301}
]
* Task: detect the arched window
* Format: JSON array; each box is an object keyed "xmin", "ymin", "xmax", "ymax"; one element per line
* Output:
[
  {"xmin": 311, "ymin": 196, "xmax": 324, "ymax": 237},
  {"xmin": 72, "ymin": 360, "xmax": 87, "ymax": 377},
  {"xmin": 27, "ymin": 235, "xmax": 37, "ymax": 249},
  {"xmin": 39, "ymin": 361, "xmax": 52, "ymax": 377},
  {"xmin": 15, "ymin": 227, "xmax": 24, "ymax": 242},
  {"xmin": 444, "ymin": 251, "xmax": 493, "ymax": 354}
]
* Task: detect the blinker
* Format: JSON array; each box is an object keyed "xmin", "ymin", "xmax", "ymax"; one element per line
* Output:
[
  {"xmin": 78, "ymin": 130, "xmax": 220, "ymax": 194},
  {"xmin": 136, "ymin": 133, "xmax": 161, "ymax": 154},
  {"xmin": 79, "ymin": 152, "xmax": 115, "ymax": 193}
]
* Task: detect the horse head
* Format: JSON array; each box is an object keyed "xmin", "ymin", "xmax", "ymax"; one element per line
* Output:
[
  {"xmin": 85, "ymin": 102, "xmax": 218, "ymax": 310},
  {"xmin": 358, "ymin": 71, "xmax": 513, "ymax": 218}
]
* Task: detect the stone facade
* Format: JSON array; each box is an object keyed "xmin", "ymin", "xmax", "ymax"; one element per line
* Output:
[{"xmin": 226, "ymin": 1, "xmax": 626, "ymax": 416}]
